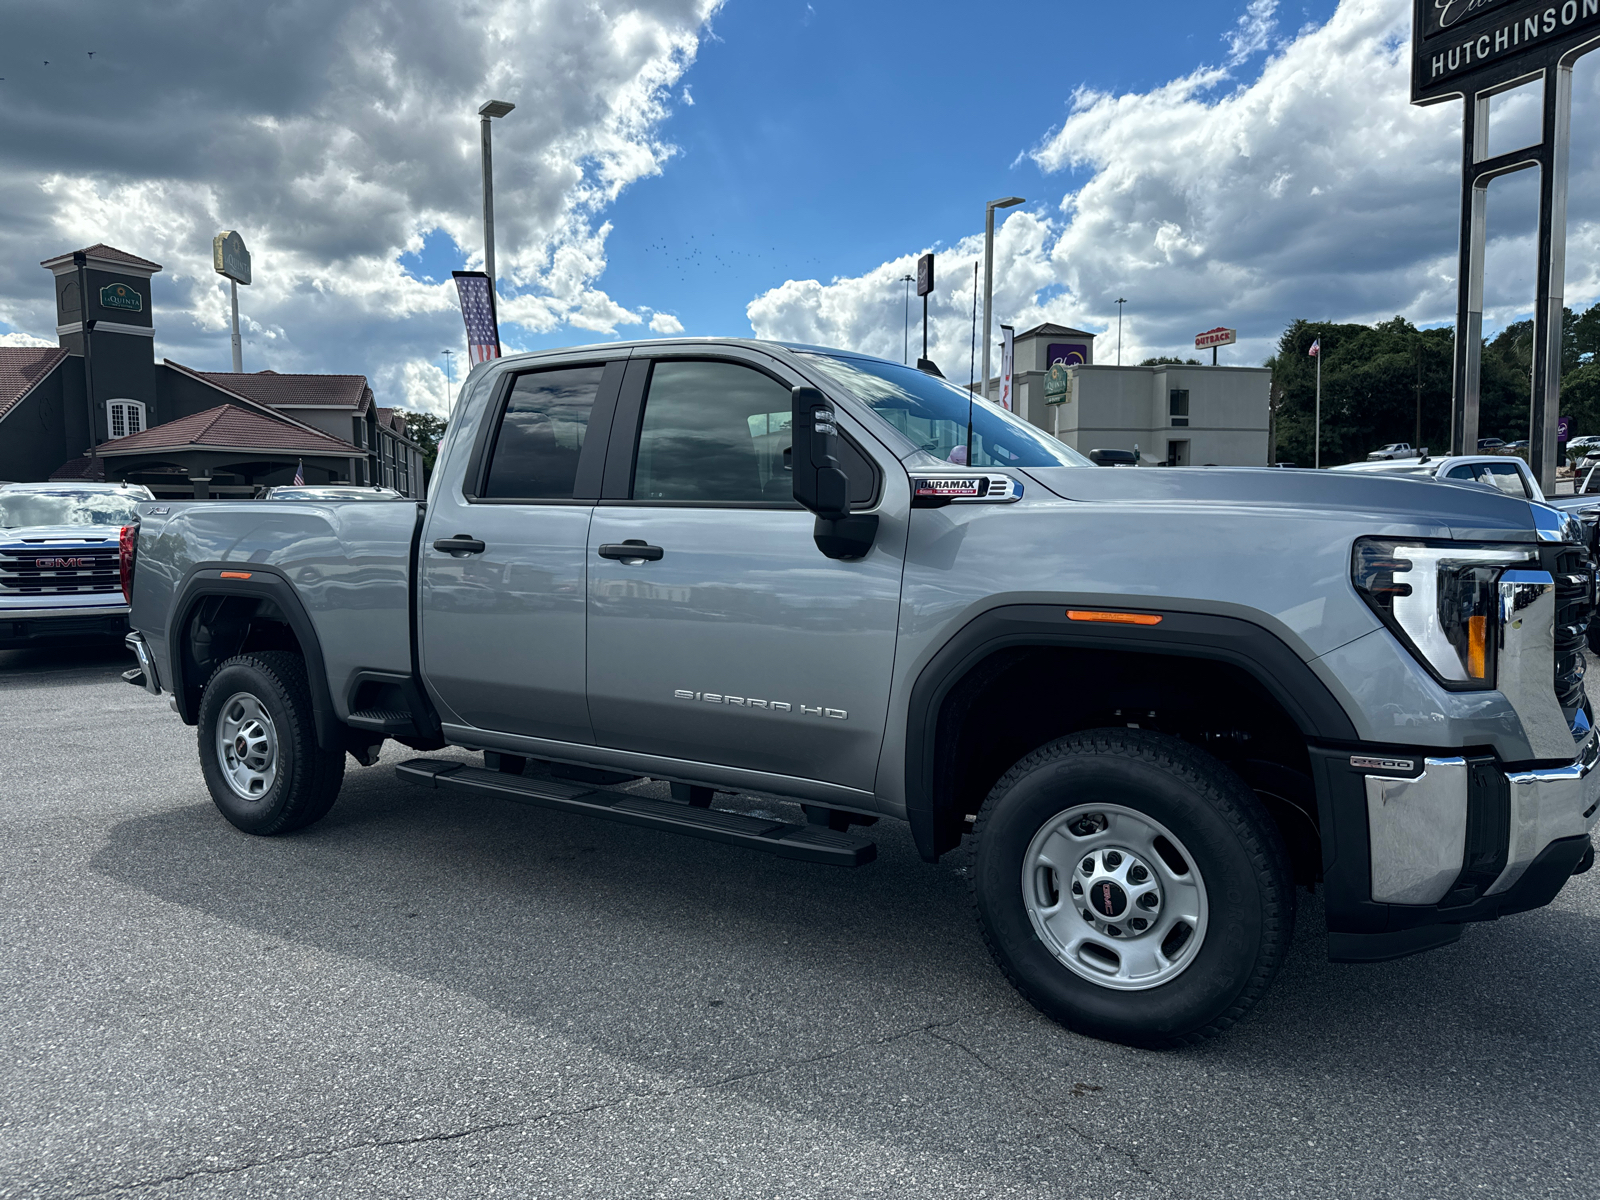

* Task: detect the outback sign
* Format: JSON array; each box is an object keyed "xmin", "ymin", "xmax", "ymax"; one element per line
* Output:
[
  {"xmin": 1413, "ymin": 0, "xmax": 1600, "ymax": 103},
  {"xmin": 1194, "ymin": 327, "xmax": 1237, "ymax": 350}
]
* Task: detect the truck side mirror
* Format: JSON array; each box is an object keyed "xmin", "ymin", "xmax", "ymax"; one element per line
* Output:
[
  {"xmin": 792, "ymin": 387, "xmax": 850, "ymax": 518},
  {"xmin": 791, "ymin": 386, "xmax": 877, "ymax": 561}
]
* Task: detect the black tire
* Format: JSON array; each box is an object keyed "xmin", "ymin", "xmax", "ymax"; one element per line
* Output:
[
  {"xmin": 197, "ymin": 651, "xmax": 345, "ymax": 836},
  {"xmin": 970, "ymin": 728, "xmax": 1292, "ymax": 1048}
]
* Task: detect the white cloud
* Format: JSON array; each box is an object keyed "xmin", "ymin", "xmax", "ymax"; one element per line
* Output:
[
  {"xmin": 0, "ymin": 330, "xmax": 55, "ymax": 348},
  {"xmin": 0, "ymin": 0, "xmax": 723, "ymax": 407},
  {"xmin": 1226, "ymin": 0, "xmax": 1279, "ymax": 66},
  {"xmin": 650, "ymin": 312, "xmax": 686, "ymax": 334},
  {"xmin": 747, "ymin": 0, "xmax": 1600, "ymax": 369}
]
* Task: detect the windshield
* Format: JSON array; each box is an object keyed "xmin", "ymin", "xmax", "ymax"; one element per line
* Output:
[
  {"xmin": 0, "ymin": 490, "xmax": 143, "ymax": 530},
  {"xmin": 799, "ymin": 352, "xmax": 1092, "ymax": 469}
]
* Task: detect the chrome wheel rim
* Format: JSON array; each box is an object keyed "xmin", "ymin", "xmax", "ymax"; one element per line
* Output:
[
  {"xmin": 1021, "ymin": 803, "xmax": 1208, "ymax": 991},
  {"xmin": 216, "ymin": 692, "xmax": 279, "ymax": 801}
]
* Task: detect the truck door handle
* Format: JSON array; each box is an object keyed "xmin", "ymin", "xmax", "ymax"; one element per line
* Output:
[
  {"xmin": 598, "ymin": 540, "xmax": 664, "ymax": 562},
  {"xmin": 433, "ymin": 535, "xmax": 486, "ymax": 556}
]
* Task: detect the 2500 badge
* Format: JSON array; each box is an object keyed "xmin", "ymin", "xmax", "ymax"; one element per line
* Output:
[{"xmin": 673, "ymin": 690, "xmax": 847, "ymax": 720}]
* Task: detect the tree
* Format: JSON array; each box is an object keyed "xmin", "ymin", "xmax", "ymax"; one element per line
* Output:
[
  {"xmin": 400, "ymin": 410, "xmax": 447, "ymax": 478},
  {"xmin": 1140, "ymin": 356, "xmax": 1202, "ymax": 366},
  {"xmin": 1266, "ymin": 318, "xmax": 1453, "ymax": 467}
]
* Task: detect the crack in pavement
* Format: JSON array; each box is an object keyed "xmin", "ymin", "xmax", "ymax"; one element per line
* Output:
[
  {"xmin": 56, "ymin": 1014, "xmax": 975, "ymax": 1198},
  {"xmin": 924, "ymin": 1026, "xmax": 1160, "ymax": 1186}
]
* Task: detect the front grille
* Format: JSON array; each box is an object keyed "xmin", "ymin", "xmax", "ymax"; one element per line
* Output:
[
  {"xmin": 1550, "ymin": 545, "xmax": 1592, "ymax": 720},
  {"xmin": 0, "ymin": 542, "xmax": 121, "ymax": 596}
]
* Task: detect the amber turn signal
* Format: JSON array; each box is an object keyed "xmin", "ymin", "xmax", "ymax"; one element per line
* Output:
[{"xmin": 1066, "ymin": 609, "xmax": 1162, "ymax": 626}]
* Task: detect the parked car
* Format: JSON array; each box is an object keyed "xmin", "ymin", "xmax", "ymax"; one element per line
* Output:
[
  {"xmin": 1477, "ymin": 438, "xmax": 1506, "ymax": 450},
  {"xmin": 254, "ymin": 485, "xmax": 404, "ymax": 501},
  {"xmin": 0, "ymin": 481, "xmax": 153, "ymax": 650},
  {"xmin": 121, "ymin": 338, "xmax": 1599, "ymax": 1048},
  {"xmin": 1330, "ymin": 454, "xmax": 1542, "ymax": 500},
  {"xmin": 1506, "ymin": 439, "xmax": 1530, "ymax": 450},
  {"xmin": 1366, "ymin": 442, "xmax": 1429, "ymax": 460}
]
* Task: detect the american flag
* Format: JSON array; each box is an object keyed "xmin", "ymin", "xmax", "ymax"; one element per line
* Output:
[
  {"xmin": 1308, "ymin": 338, "xmax": 1321, "ymax": 357},
  {"xmin": 453, "ymin": 270, "xmax": 502, "ymax": 365},
  {"xmin": 293, "ymin": 460, "xmax": 304, "ymax": 485}
]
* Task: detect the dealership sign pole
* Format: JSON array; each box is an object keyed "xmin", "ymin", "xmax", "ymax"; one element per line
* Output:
[
  {"xmin": 213, "ymin": 231, "xmax": 252, "ymax": 373},
  {"xmin": 916, "ymin": 253, "xmax": 935, "ymax": 373},
  {"xmin": 1412, "ymin": 0, "xmax": 1600, "ymax": 487}
]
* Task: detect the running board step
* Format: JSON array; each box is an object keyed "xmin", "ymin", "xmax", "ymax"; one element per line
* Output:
[{"xmin": 395, "ymin": 759, "xmax": 876, "ymax": 867}]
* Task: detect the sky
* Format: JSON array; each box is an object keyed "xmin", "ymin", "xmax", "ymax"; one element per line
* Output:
[{"xmin": 0, "ymin": 0, "xmax": 1596, "ymax": 416}]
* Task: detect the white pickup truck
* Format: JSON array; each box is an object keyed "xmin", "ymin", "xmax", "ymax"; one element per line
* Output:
[{"xmin": 1366, "ymin": 442, "xmax": 1429, "ymax": 461}]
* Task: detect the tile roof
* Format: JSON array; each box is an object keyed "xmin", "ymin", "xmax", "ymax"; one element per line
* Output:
[
  {"xmin": 1017, "ymin": 322, "xmax": 1098, "ymax": 340},
  {"xmin": 94, "ymin": 404, "xmax": 358, "ymax": 457},
  {"xmin": 0, "ymin": 346, "xmax": 69, "ymax": 421},
  {"xmin": 48, "ymin": 456, "xmax": 108, "ymax": 482},
  {"xmin": 39, "ymin": 244, "xmax": 164, "ymax": 273},
  {"xmin": 189, "ymin": 367, "xmax": 371, "ymax": 410}
]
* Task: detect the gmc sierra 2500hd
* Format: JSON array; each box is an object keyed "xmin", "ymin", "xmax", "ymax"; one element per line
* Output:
[{"xmin": 122, "ymin": 339, "xmax": 1600, "ymax": 1046}]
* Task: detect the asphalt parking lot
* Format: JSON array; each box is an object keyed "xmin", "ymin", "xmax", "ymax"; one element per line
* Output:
[{"xmin": 2, "ymin": 643, "xmax": 1598, "ymax": 1199}]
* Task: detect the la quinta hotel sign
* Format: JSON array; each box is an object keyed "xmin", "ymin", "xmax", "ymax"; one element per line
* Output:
[{"xmin": 1413, "ymin": 0, "xmax": 1600, "ymax": 102}]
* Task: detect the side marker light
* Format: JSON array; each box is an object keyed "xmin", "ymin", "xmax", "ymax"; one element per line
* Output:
[{"xmin": 1066, "ymin": 609, "xmax": 1162, "ymax": 626}]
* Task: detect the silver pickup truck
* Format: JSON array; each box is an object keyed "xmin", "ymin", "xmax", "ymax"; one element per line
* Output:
[{"xmin": 122, "ymin": 338, "xmax": 1600, "ymax": 1047}]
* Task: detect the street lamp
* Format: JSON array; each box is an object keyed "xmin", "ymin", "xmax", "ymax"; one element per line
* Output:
[
  {"xmin": 1115, "ymin": 297, "xmax": 1128, "ymax": 365},
  {"xmin": 899, "ymin": 273, "xmax": 914, "ymax": 364},
  {"xmin": 478, "ymin": 99, "xmax": 515, "ymax": 297},
  {"xmin": 981, "ymin": 197, "xmax": 1025, "ymax": 405}
]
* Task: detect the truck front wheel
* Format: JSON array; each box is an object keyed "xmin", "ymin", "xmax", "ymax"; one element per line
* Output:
[
  {"xmin": 970, "ymin": 728, "xmax": 1292, "ymax": 1048},
  {"xmin": 198, "ymin": 652, "xmax": 345, "ymax": 835}
]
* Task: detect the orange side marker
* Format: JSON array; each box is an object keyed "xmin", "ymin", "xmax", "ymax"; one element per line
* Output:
[
  {"xmin": 1066, "ymin": 609, "xmax": 1162, "ymax": 626},
  {"xmin": 220, "ymin": 571, "xmax": 253, "ymax": 580}
]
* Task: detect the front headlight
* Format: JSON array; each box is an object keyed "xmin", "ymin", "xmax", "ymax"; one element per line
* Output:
[{"xmin": 1352, "ymin": 538, "xmax": 1537, "ymax": 689}]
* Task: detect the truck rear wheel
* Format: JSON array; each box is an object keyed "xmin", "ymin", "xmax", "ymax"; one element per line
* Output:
[
  {"xmin": 198, "ymin": 652, "xmax": 345, "ymax": 835},
  {"xmin": 970, "ymin": 728, "xmax": 1292, "ymax": 1048}
]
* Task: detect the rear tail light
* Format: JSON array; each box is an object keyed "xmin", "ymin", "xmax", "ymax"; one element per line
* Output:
[{"xmin": 119, "ymin": 524, "xmax": 136, "ymax": 605}]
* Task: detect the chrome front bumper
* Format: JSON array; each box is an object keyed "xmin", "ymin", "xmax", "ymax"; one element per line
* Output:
[{"xmin": 1365, "ymin": 732, "xmax": 1600, "ymax": 906}]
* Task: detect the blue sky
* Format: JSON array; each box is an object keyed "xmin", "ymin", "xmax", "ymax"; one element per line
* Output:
[
  {"xmin": 2, "ymin": 0, "xmax": 1595, "ymax": 413},
  {"xmin": 400, "ymin": 0, "xmax": 1340, "ymax": 353}
]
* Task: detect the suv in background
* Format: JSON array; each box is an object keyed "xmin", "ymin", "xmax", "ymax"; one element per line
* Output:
[{"xmin": 0, "ymin": 482, "xmax": 152, "ymax": 650}]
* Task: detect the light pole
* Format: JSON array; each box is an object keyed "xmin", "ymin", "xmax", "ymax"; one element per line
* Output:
[
  {"xmin": 478, "ymin": 99, "xmax": 515, "ymax": 297},
  {"xmin": 1116, "ymin": 297, "xmax": 1128, "ymax": 365},
  {"xmin": 981, "ymin": 197, "xmax": 1025, "ymax": 403},
  {"xmin": 441, "ymin": 349, "xmax": 455, "ymax": 412},
  {"xmin": 900, "ymin": 273, "xmax": 913, "ymax": 364}
]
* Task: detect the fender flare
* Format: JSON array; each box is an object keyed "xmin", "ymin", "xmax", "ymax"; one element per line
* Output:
[
  {"xmin": 901, "ymin": 603, "xmax": 1359, "ymax": 861},
  {"xmin": 165, "ymin": 563, "xmax": 342, "ymax": 750}
]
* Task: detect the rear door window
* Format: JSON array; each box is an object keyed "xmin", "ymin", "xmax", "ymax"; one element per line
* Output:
[{"xmin": 482, "ymin": 365, "xmax": 605, "ymax": 499}]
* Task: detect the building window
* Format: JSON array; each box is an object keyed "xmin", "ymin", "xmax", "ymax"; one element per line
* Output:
[
  {"xmin": 353, "ymin": 417, "xmax": 366, "ymax": 448},
  {"xmin": 1169, "ymin": 389, "xmax": 1190, "ymax": 427},
  {"xmin": 107, "ymin": 399, "xmax": 146, "ymax": 439}
]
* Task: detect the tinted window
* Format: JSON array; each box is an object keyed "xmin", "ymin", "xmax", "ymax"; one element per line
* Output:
[
  {"xmin": 483, "ymin": 366, "xmax": 603, "ymax": 499},
  {"xmin": 633, "ymin": 361, "xmax": 798, "ymax": 503}
]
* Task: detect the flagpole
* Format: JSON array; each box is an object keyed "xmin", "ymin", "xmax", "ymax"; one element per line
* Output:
[{"xmin": 1315, "ymin": 349, "xmax": 1322, "ymax": 470}]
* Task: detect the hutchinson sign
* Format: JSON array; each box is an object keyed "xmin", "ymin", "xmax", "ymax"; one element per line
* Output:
[{"xmin": 1413, "ymin": 0, "xmax": 1600, "ymax": 103}]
